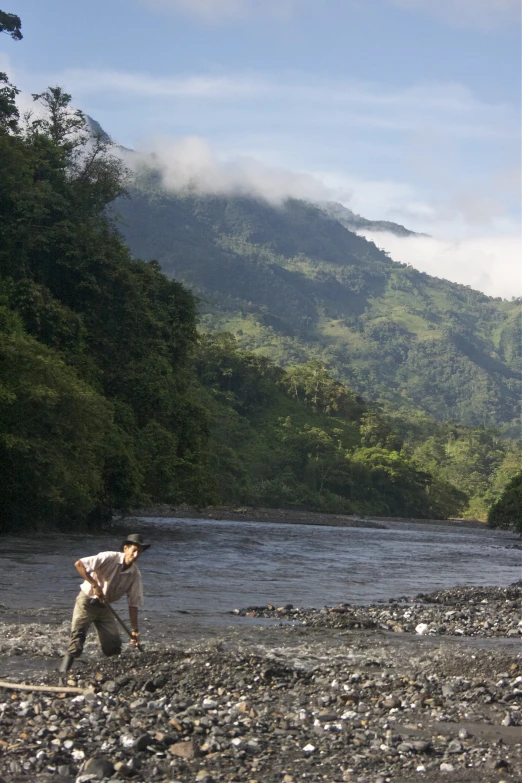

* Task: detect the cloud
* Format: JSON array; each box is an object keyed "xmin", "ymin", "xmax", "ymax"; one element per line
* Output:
[
  {"xmin": 126, "ymin": 134, "xmax": 521, "ymax": 300},
  {"xmin": 127, "ymin": 135, "xmax": 334, "ymax": 203},
  {"xmin": 136, "ymin": 0, "xmax": 295, "ymax": 21},
  {"xmin": 58, "ymin": 69, "xmax": 265, "ymax": 99},
  {"xmin": 55, "ymin": 67, "xmax": 515, "ymax": 144},
  {"xmin": 387, "ymin": 0, "xmax": 521, "ymax": 29},
  {"xmin": 0, "ymin": 52, "xmax": 47, "ymax": 120},
  {"xmin": 137, "ymin": 0, "xmax": 520, "ymax": 27},
  {"xmin": 138, "ymin": 0, "xmax": 520, "ymax": 28},
  {"xmin": 359, "ymin": 231, "xmax": 522, "ymax": 299}
]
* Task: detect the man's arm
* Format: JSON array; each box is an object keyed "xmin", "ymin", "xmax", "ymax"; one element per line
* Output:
[
  {"xmin": 129, "ymin": 606, "xmax": 140, "ymax": 646},
  {"xmin": 74, "ymin": 559, "xmax": 103, "ymax": 599}
]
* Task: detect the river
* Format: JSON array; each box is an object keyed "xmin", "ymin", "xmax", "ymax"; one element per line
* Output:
[{"xmin": 0, "ymin": 516, "xmax": 519, "ymax": 649}]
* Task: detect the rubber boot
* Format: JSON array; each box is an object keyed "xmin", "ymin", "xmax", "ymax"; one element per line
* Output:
[{"xmin": 59, "ymin": 654, "xmax": 75, "ymax": 674}]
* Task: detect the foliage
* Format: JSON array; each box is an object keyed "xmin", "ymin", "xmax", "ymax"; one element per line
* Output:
[
  {"xmin": 488, "ymin": 472, "xmax": 522, "ymax": 533},
  {"xmin": 0, "ymin": 71, "xmax": 19, "ymax": 132},
  {"xmin": 282, "ymin": 360, "xmax": 364, "ymax": 419},
  {"xmin": 407, "ymin": 424, "xmax": 521, "ymax": 520},
  {"xmin": 192, "ymin": 334, "xmax": 469, "ymax": 518},
  {"xmin": 0, "ymin": 9, "xmax": 21, "ymax": 40},
  {"xmin": 0, "ymin": 84, "xmax": 214, "ymax": 529},
  {"xmin": 0, "ymin": 305, "xmax": 113, "ymax": 532}
]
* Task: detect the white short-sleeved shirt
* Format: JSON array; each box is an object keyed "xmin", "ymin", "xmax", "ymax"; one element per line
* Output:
[{"xmin": 79, "ymin": 551, "xmax": 144, "ymax": 607}]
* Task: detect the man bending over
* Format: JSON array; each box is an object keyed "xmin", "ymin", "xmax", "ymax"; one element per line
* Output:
[{"xmin": 60, "ymin": 533, "xmax": 150, "ymax": 674}]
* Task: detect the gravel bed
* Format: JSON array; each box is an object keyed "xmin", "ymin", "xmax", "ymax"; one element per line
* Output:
[
  {"xmin": 0, "ymin": 585, "xmax": 520, "ymax": 783},
  {"xmin": 234, "ymin": 584, "xmax": 522, "ymax": 639}
]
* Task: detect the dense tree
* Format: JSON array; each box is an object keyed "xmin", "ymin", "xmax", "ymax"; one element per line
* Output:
[
  {"xmin": 0, "ymin": 305, "xmax": 114, "ymax": 531},
  {"xmin": 488, "ymin": 472, "xmax": 522, "ymax": 533},
  {"xmin": 0, "ymin": 72, "xmax": 19, "ymax": 132},
  {"xmin": 0, "ymin": 82, "xmax": 215, "ymax": 528},
  {"xmin": 282, "ymin": 360, "xmax": 364, "ymax": 419}
]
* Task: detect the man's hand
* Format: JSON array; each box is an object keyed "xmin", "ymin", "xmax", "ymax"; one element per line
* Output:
[{"xmin": 92, "ymin": 584, "xmax": 104, "ymax": 600}]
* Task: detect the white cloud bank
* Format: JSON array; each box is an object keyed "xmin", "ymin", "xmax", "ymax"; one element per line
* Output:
[
  {"xmin": 129, "ymin": 135, "xmax": 333, "ymax": 203},
  {"xmin": 360, "ymin": 231, "xmax": 522, "ymax": 300}
]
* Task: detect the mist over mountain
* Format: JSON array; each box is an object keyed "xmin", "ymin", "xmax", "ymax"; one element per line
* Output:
[{"xmin": 113, "ymin": 175, "xmax": 521, "ymax": 433}]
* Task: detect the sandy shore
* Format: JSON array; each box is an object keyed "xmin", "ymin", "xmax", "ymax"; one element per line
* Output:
[{"xmin": 126, "ymin": 504, "xmax": 486, "ymax": 529}]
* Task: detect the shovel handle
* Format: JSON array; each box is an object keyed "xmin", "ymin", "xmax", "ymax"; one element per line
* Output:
[{"xmin": 104, "ymin": 602, "xmax": 144, "ymax": 652}]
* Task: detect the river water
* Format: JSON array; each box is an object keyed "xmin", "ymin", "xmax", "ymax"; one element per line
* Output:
[{"xmin": 0, "ymin": 517, "xmax": 520, "ymax": 649}]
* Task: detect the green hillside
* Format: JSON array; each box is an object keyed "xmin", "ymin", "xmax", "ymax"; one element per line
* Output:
[{"xmin": 116, "ymin": 184, "xmax": 521, "ymax": 432}]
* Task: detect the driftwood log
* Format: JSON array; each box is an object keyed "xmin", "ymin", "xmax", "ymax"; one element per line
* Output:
[{"xmin": 0, "ymin": 679, "xmax": 87, "ymax": 695}]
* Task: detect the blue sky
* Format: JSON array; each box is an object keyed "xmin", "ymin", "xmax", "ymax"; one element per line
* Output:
[{"xmin": 2, "ymin": 0, "xmax": 521, "ymax": 297}]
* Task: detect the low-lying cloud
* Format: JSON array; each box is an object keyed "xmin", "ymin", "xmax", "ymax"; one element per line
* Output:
[
  {"xmin": 126, "ymin": 136, "xmax": 521, "ymax": 300},
  {"xmin": 128, "ymin": 135, "xmax": 334, "ymax": 203},
  {"xmin": 359, "ymin": 231, "xmax": 522, "ymax": 300}
]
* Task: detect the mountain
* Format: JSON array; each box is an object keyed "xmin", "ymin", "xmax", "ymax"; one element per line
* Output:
[
  {"xmin": 319, "ymin": 201, "xmax": 421, "ymax": 237},
  {"xmin": 114, "ymin": 182, "xmax": 521, "ymax": 432}
]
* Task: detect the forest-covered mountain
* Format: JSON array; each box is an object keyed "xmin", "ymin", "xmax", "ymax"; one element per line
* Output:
[
  {"xmin": 0, "ymin": 61, "xmax": 520, "ymax": 531},
  {"xmin": 115, "ymin": 180, "xmax": 521, "ymax": 435},
  {"xmin": 3, "ymin": 81, "xmax": 490, "ymax": 532}
]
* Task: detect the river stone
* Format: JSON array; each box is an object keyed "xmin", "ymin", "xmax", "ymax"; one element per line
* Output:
[
  {"xmin": 83, "ymin": 757, "xmax": 114, "ymax": 778},
  {"xmin": 119, "ymin": 734, "xmax": 135, "ymax": 748},
  {"xmin": 447, "ymin": 739, "xmax": 463, "ymax": 754},
  {"xmin": 135, "ymin": 733, "xmax": 153, "ymax": 751},
  {"xmin": 169, "ymin": 739, "xmax": 199, "ymax": 759},
  {"xmin": 1, "ymin": 583, "xmax": 521, "ymax": 783},
  {"xmin": 412, "ymin": 740, "xmax": 432, "ymax": 752},
  {"xmin": 317, "ymin": 710, "xmax": 338, "ymax": 721}
]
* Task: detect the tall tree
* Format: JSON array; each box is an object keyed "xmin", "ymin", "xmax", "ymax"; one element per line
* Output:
[{"xmin": 488, "ymin": 472, "xmax": 522, "ymax": 533}]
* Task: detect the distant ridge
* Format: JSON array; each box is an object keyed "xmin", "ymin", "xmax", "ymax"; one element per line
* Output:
[{"xmin": 319, "ymin": 200, "xmax": 425, "ymax": 237}]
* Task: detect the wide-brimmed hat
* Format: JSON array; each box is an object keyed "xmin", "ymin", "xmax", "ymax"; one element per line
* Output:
[{"xmin": 121, "ymin": 533, "xmax": 151, "ymax": 551}]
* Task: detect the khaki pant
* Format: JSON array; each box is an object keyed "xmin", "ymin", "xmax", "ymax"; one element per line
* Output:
[{"xmin": 66, "ymin": 592, "xmax": 122, "ymax": 658}]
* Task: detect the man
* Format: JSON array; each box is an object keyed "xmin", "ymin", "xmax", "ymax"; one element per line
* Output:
[{"xmin": 59, "ymin": 533, "xmax": 150, "ymax": 673}]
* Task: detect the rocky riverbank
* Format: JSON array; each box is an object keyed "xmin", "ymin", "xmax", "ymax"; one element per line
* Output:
[
  {"xmin": 126, "ymin": 504, "xmax": 485, "ymax": 529},
  {"xmin": 234, "ymin": 584, "xmax": 522, "ymax": 639},
  {"xmin": 0, "ymin": 585, "xmax": 521, "ymax": 783}
]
